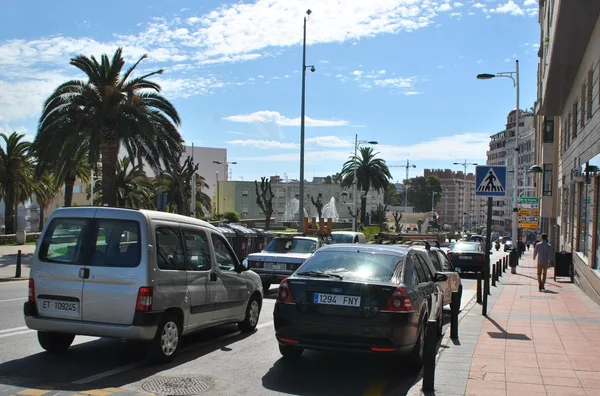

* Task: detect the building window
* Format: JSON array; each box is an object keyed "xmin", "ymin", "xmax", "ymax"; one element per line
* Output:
[
  {"xmin": 73, "ymin": 185, "xmax": 81, "ymax": 194},
  {"xmin": 542, "ymin": 164, "xmax": 553, "ymax": 196},
  {"xmin": 567, "ymin": 113, "xmax": 572, "ymax": 147},
  {"xmin": 581, "ymin": 83, "xmax": 586, "ymax": 125},
  {"xmin": 561, "ymin": 119, "xmax": 567, "ymax": 154},
  {"xmin": 578, "ymin": 181, "xmax": 592, "ymax": 257},
  {"xmin": 242, "ymin": 189, "xmax": 249, "ymax": 197},
  {"xmin": 573, "ymin": 103, "xmax": 578, "ymax": 138},
  {"xmin": 588, "ymin": 68, "xmax": 594, "ymax": 119}
]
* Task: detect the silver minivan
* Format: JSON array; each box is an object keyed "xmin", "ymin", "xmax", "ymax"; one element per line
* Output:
[{"xmin": 24, "ymin": 207, "xmax": 263, "ymax": 363}]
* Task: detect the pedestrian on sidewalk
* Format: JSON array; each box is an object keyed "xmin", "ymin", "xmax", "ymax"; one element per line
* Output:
[{"xmin": 533, "ymin": 233, "xmax": 554, "ymax": 291}]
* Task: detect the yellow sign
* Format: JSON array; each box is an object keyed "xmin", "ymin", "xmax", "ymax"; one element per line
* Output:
[
  {"xmin": 518, "ymin": 209, "xmax": 540, "ymax": 216},
  {"xmin": 519, "ymin": 223, "xmax": 539, "ymax": 229}
]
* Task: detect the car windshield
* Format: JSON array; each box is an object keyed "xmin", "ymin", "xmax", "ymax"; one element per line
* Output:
[
  {"xmin": 263, "ymin": 237, "xmax": 317, "ymax": 254},
  {"xmin": 331, "ymin": 234, "xmax": 354, "ymax": 243},
  {"xmin": 452, "ymin": 243, "xmax": 482, "ymax": 252},
  {"xmin": 297, "ymin": 250, "xmax": 402, "ymax": 282}
]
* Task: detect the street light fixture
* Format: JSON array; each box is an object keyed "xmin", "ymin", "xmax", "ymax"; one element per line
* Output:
[
  {"xmin": 352, "ymin": 135, "xmax": 378, "ymax": 231},
  {"xmin": 477, "ymin": 60, "xmax": 520, "ymax": 272},
  {"xmin": 453, "ymin": 160, "xmax": 478, "ymax": 232},
  {"xmin": 298, "ymin": 8, "xmax": 315, "ymax": 232}
]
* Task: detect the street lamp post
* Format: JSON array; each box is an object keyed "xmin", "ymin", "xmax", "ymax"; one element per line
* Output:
[
  {"xmin": 213, "ymin": 160, "xmax": 237, "ymax": 214},
  {"xmin": 453, "ymin": 160, "xmax": 478, "ymax": 232},
  {"xmin": 398, "ymin": 160, "xmax": 416, "ymax": 214},
  {"xmin": 352, "ymin": 135, "xmax": 378, "ymax": 231},
  {"xmin": 477, "ymin": 59, "xmax": 520, "ymax": 271},
  {"xmin": 298, "ymin": 9, "xmax": 315, "ymax": 232}
]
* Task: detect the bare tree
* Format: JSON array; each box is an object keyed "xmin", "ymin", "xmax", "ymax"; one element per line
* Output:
[
  {"xmin": 392, "ymin": 211, "xmax": 403, "ymax": 234},
  {"xmin": 255, "ymin": 177, "xmax": 274, "ymax": 230},
  {"xmin": 311, "ymin": 195, "xmax": 324, "ymax": 219}
]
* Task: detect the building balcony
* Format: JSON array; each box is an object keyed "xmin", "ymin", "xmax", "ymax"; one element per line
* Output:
[{"xmin": 539, "ymin": 2, "xmax": 600, "ymax": 115}]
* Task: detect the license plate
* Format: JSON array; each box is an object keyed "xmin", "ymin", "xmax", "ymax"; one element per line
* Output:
[
  {"xmin": 459, "ymin": 256, "xmax": 470, "ymax": 260},
  {"xmin": 40, "ymin": 299, "xmax": 79, "ymax": 313},
  {"xmin": 313, "ymin": 293, "xmax": 361, "ymax": 307},
  {"xmin": 263, "ymin": 263, "xmax": 287, "ymax": 271}
]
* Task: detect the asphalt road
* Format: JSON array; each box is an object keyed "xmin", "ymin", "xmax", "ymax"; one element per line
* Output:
[{"xmin": 0, "ymin": 249, "xmax": 508, "ymax": 396}]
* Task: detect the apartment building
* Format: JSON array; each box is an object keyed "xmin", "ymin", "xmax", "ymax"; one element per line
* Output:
[{"xmin": 535, "ymin": 0, "xmax": 600, "ymax": 303}]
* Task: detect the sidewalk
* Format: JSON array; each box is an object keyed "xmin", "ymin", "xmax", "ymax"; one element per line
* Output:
[
  {"xmin": 409, "ymin": 250, "xmax": 600, "ymax": 395},
  {"xmin": 0, "ymin": 245, "xmax": 34, "ymax": 281}
]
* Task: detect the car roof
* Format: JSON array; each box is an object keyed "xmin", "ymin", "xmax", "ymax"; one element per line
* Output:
[
  {"xmin": 317, "ymin": 243, "xmax": 408, "ymax": 256},
  {"xmin": 331, "ymin": 231, "xmax": 363, "ymax": 236}
]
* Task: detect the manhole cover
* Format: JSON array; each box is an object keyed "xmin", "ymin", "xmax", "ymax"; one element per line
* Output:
[
  {"xmin": 520, "ymin": 295, "xmax": 556, "ymax": 300},
  {"xmin": 142, "ymin": 377, "xmax": 211, "ymax": 395}
]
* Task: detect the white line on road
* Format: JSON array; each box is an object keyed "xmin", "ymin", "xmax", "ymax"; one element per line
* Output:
[
  {"xmin": 0, "ymin": 330, "xmax": 34, "ymax": 339},
  {"xmin": 0, "ymin": 297, "xmax": 26, "ymax": 303},
  {"xmin": 72, "ymin": 363, "xmax": 140, "ymax": 385},
  {"xmin": 0, "ymin": 326, "xmax": 28, "ymax": 334},
  {"xmin": 256, "ymin": 320, "xmax": 273, "ymax": 330}
]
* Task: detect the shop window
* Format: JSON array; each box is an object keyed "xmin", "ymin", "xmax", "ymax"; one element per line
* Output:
[
  {"xmin": 578, "ymin": 181, "xmax": 592, "ymax": 257},
  {"xmin": 588, "ymin": 68, "xmax": 594, "ymax": 119},
  {"xmin": 543, "ymin": 118, "xmax": 554, "ymax": 143},
  {"xmin": 542, "ymin": 164, "xmax": 553, "ymax": 196},
  {"xmin": 573, "ymin": 103, "xmax": 578, "ymax": 139}
]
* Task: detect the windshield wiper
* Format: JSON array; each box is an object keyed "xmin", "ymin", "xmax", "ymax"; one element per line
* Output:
[{"xmin": 297, "ymin": 271, "xmax": 343, "ymax": 280}]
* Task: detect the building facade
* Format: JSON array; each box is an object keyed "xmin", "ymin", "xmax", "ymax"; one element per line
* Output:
[
  {"xmin": 424, "ymin": 169, "xmax": 484, "ymax": 231},
  {"xmin": 536, "ymin": 1, "xmax": 600, "ymax": 303},
  {"xmin": 486, "ymin": 109, "xmax": 535, "ymax": 235}
]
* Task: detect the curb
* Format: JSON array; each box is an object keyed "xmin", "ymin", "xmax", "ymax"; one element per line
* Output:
[{"xmin": 405, "ymin": 290, "xmax": 480, "ymax": 396}]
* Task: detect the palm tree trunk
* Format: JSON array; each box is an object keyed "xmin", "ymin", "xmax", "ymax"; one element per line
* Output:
[
  {"xmin": 64, "ymin": 176, "xmax": 75, "ymax": 207},
  {"xmin": 101, "ymin": 139, "xmax": 120, "ymax": 207},
  {"xmin": 4, "ymin": 187, "xmax": 15, "ymax": 235}
]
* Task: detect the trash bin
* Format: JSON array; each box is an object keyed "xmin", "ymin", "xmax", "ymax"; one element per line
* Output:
[
  {"xmin": 221, "ymin": 223, "xmax": 258, "ymax": 260},
  {"xmin": 214, "ymin": 226, "xmax": 236, "ymax": 247},
  {"xmin": 253, "ymin": 228, "xmax": 274, "ymax": 253},
  {"xmin": 554, "ymin": 251, "xmax": 574, "ymax": 283}
]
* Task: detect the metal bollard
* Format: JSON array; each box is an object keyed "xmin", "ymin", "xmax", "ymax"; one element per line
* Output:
[
  {"xmin": 482, "ymin": 268, "xmax": 490, "ymax": 316},
  {"xmin": 476, "ymin": 272, "xmax": 482, "ymax": 304},
  {"xmin": 450, "ymin": 291, "xmax": 460, "ymax": 340},
  {"xmin": 497, "ymin": 261, "xmax": 502, "ymax": 278},
  {"xmin": 422, "ymin": 319, "xmax": 438, "ymax": 392},
  {"xmin": 15, "ymin": 250, "xmax": 21, "ymax": 278},
  {"xmin": 492, "ymin": 264, "xmax": 496, "ymax": 287},
  {"xmin": 503, "ymin": 257, "xmax": 507, "ymax": 271}
]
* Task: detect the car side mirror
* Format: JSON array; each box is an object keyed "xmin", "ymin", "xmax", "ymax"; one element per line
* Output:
[
  {"xmin": 435, "ymin": 273, "xmax": 448, "ymax": 282},
  {"xmin": 241, "ymin": 258, "xmax": 249, "ymax": 270}
]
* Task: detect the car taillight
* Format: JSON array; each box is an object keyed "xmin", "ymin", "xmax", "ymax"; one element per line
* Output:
[
  {"xmin": 28, "ymin": 279, "xmax": 35, "ymax": 303},
  {"xmin": 477, "ymin": 255, "xmax": 485, "ymax": 262},
  {"xmin": 249, "ymin": 261, "xmax": 263, "ymax": 268},
  {"xmin": 276, "ymin": 279, "xmax": 295, "ymax": 304},
  {"xmin": 136, "ymin": 287, "xmax": 153, "ymax": 311},
  {"xmin": 382, "ymin": 287, "xmax": 414, "ymax": 312}
]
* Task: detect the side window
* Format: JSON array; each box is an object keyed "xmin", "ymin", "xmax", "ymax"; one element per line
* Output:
[
  {"xmin": 428, "ymin": 251, "xmax": 442, "ymax": 272},
  {"xmin": 155, "ymin": 227, "xmax": 185, "ymax": 271},
  {"xmin": 39, "ymin": 218, "xmax": 88, "ymax": 264},
  {"xmin": 91, "ymin": 219, "xmax": 141, "ymax": 268},
  {"xmin": 438, "ymin": 252, "xmax": 454, "ymax": 271},
  {"xmin": 416, "ymin": 254, "xmax": 433, "ymax": 282},
  {"xmin": 411, "ymin": 254, "xmax": 427, "ymax": 283},
  {"xmin": 211, "ymin": 234, "xmax": 238, "ymax": 272},
  {"xmin": 182, "ymin": 229, "xmax": 211, "ymax": 271}
]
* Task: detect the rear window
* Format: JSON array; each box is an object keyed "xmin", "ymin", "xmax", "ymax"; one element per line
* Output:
[
  {"xmin": 264, "ymin": 238, "xmax": 317, "ymax": 254},
  {"xmin": 298, "ymin": 250, "xmax": 403, "ymax": 282},
  {"xmin": 331, "ymin": 234, "xmax": 354, "ymax": 243},
  {"xmin": 39, "ymin": 218, "xmax": 88, "ymax": 264},
  {"xmin": 90, "ymin": 219, "xmax": 141, "ymax": 268},
  {"xmin": 452, "ymin": 243, "xmax": 482, "ymax": 252}
]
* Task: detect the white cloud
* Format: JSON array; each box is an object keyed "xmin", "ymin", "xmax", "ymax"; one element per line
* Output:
[
  {"xmin": 437, "ymin": 3, "xmax": 453, "ymax": 12},
  {"xmin": 491, "ymin": 1, "xmax": 524, "ymax": 16},
  {"xmin": 524, "ymin": 0, "xmax": 537, "ymax": 6},
  {"xmin": 454, "ymin": 2, "xmax": 464, "ymax": 7},
  {"xmin": 226, "ymin": 139, "xmax": 298, "ymax": 149},
  {"xmin": 306, "ymin": 136, "xmax": 352, "ymax": 148},
  {"xmin": 320, "ymin": 60, "xmax": 329, "ymax": 64},
  {"xmin": 223, "ymin": 110, "xmax": 350, "ymax": 127},
  {"xmin": 472, "ymin": 3, "xmax": 485, "ymax": 8},
  {"xmin": 451, "ymin": 12, "xmax": 462, "ymax": 17},
  {"xmin": 477, "ymin": 59, "xmax": 483, "ymax": 64},
  {"xmin": 373, "ymin": 77, "xmax": 414, "ymax": 89}
]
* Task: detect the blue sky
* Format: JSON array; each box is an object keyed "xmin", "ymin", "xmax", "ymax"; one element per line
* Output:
[{"xmin": 0, "ymin": 0, "xmax": 540, "ymax": 183}]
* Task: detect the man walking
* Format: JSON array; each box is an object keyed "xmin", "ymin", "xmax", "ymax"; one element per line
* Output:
[{"xmin": 533, "ymin": 233, "xmax": 554, "ymax": 291}]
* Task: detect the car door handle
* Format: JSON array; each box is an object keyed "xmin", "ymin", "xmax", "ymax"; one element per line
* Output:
[
  {"xmin": 79, "ymin": 268, "xmax": 90, "ymax": 279},
  {"xmin": 210, "ymin": 272, "xmax": 217, "ymax": 282}
]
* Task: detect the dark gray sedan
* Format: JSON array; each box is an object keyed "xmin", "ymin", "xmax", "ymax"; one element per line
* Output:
[{"xmin": 273, "ymin": 244, "xmax": 445, "ymax": 368}]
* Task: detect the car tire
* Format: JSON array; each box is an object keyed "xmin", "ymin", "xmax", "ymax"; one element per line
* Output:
[
  {"xmin": 146, "ymin": 314, "xmax": 181, "ymax": 364},
  {"xmin": 262, "ymin": 282, "xmax": 271, "ymax": 294},
  {"xmin": 437, "ymin": 307, "xmax": 443, "ymax": 338},
  {"xmin": 238, "ymin": 295, "xmax": 261, "ymax": 333},
  {"xmin": 37, "ymin": 331, "xmax": 75, "ymax": 353},
  {"xmin": 279, "ymin": 344, "xmax": 304, "ymax": 359},
  {"xmin": 410, "ymin": 318, "xmax": 427, "ymax": 368}
]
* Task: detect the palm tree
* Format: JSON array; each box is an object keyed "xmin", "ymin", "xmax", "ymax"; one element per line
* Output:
[
  {"xmin": 89, "ymin": 156, "xmax": 156, "ymax": 209},
  {"xmin": 193, "ymin": 174, "xmax": 212, "ymax": 218},
  {"xmin": 33, "ymin": 171, "xmax": 60, "ymax": 231},
  {"xmin": 50, "ymin": 146, "xmax": 91, "ymax": 207},
  {"xmin": 340, "ymin": 146, "xmax": 392, "ymax": 224},
  {"xmin": 0, "ymin": 132, "xmax": 36, "ymax": 234},
  {"xmin": 32, "ymin": 48, "xmax": 184, "ymax": 207},
  {"xmin": 155, "ymin": 155, "xmax": 198, "ymax": 216}
]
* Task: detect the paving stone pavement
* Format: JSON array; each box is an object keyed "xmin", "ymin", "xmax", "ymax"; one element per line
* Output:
[{"xmin": 408, "ymin": 250, "xmax": 600, "ymax": 395}]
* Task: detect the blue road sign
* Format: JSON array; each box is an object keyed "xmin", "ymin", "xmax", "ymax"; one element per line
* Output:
[{"xmin": 475, "ymin": 166, "xmax": 507, "ymax": 197}]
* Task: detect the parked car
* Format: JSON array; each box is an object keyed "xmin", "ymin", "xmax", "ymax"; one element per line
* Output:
[
  {"xmin": 246, "ymin": 235, "xmax": 330, "ymax": 292},
  {"xmin": 503, "ymin": 239, "xmax": 514, "ymax": 252},
  {"xmin": 446, "ymin": 241, "xmax": 486, "ymax": 273},
  {"xmin": 403, "ymin": 242, "xmax": 462, "ymax": 308},
  {"xmin": 24, "ymin": 207, "xmax": 263, "ymax": 363},
  {"xmin": 330, "ymin": 231, "xmax": 367, "ymax": 244},
  {"xmin": 273, "ymin": 244, "xmax": 445, "ymax": 367}
]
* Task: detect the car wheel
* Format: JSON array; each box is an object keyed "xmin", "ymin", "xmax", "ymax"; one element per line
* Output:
[
  {"xmin": 262, "ymin": 282, "xmax": 271, "ymax": 294},
  {"xmin": 437, "ymin": 308, "xmax": 444, "ymax": 338},
  {"xmin": 146, "ymin": 314, "xmax": 181, "ymax": 364},
  {"xmin": 238, "ymin": 295, "xmax": 261, "ymax": 333},
  {"xmin": 410, "ymin": 318, "xmax": 426, "ymax": 368},
  {"xmin": 279, "ymin": 344, "xmax": 304, "ymax": 359},
  {"xmin": 37, "ymin": 331, "xmax": 75, "ymax": 353}
]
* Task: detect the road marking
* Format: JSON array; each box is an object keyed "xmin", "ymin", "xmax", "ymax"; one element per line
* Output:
[
  {"xmin": 0, "ymin": 297, "xmax": 26, "ymax": 303},
  {"xmin": 0, "ymin": 329, "xmax": 34, "ymax": 339},
  {"xmin": 0, "ymin": 326, "xmax": 28, "ymax": 334},
  {"xmin": 17, "ymin": 389, "xmax": 52, "ymax": 396},
  {"xmin": 72, "ymin": 363, "xmax": 141, "ymax": 385},
  {"xmin": 362, "ymin": 378, "xmax": 390, "ymax": 396},
  {"xmin": 256, "ymin": 320, "xmax": 273, "ymax": 330}
]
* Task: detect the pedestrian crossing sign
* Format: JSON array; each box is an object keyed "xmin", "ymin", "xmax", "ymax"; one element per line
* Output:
[{"xmin": 475, "ymin": 166, "xmax": 507, "ymax": 197}]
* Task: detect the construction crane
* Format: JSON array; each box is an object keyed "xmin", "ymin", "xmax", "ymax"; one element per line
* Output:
[{"xmin": 389, "ymin": 160, "xmax": 416, "ymax": 213}]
